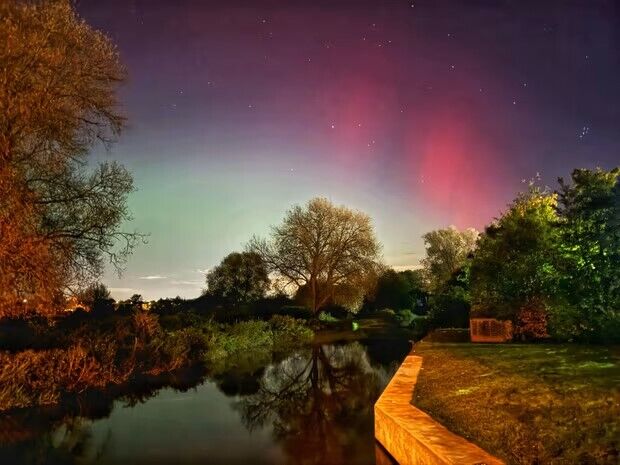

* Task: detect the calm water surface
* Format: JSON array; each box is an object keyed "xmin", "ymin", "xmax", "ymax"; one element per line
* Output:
[{"xmin": 0, "ymin": 330, "xmax": 409, "ymax": 465}]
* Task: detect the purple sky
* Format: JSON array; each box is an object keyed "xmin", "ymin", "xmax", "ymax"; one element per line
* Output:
[{"xmin": 77, "ymin": 0, "xmax": 620, "ymax": 299}]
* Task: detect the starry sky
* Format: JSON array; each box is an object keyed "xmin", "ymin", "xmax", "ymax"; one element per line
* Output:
[{"xmin": 77, "ymin": 0, "xmax": 620, "ymax": 300}]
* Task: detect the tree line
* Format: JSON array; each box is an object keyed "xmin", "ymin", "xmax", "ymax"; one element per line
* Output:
[{"xmin": 204, "ymin": 167, "xmax": 619, "ymax": 343}]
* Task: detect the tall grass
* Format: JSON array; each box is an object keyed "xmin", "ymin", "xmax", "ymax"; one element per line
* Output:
[{"xmin": 0, "ymin": 313, "xmax": 312, "ymax": 412}]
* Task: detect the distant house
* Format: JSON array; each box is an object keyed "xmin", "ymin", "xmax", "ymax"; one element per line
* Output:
[{"xmin": 470, "ymin": 318, "xmax": 513, "ymax": 343}]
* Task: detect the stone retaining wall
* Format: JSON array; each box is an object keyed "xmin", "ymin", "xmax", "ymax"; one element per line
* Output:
[{"xmin": 374, "ymin": 355, "xmax": 505, "ymax": 465}]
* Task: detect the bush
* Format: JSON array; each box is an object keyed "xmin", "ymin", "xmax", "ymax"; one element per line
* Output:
[
  {"xmin": 318, "ymin": 311, "xmax": 338, "ymax": 322},
  {"xmin": 428, "ymin": 287, "xmax": 470, "ymax": 329},
  {"xmin": 395, "ymin": 309, "xmax": 415, "ymax": 327},
  {"xmin": 269, "ymin": 315, "xmax": 313, "ymax": 346},
  {"xmin": 410, "ymin": 315, "xmax": 431, "ymax": 339}
]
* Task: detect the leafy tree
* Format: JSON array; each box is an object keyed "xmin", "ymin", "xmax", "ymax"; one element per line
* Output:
[
  {"xmin": 0, "ymin": 1, "xmax": 143, "ymax": 316},
  {"xmin": 470, "ymin": 188, "xmax": 560, "ymax": 322},
  {"xmin": 77, "ymin": 282, "xmax": 115, "ymax": 317},
  {"xmin": 421, "ymin": 226, "xmax": 478, "ymax": 292},
  {"xmin": 249, "ymin": 198, "xmax": 381, "ymax": 314},
  {"xmin": 427, "ymin": 264, "xmax": 471, "ymax": 328},
  {"xmin": 206, "ymin": 252, "xmax": 270, "ymax": 306},
  {"xmin": 553, "ymin": 167, "xmax": 620, "ymax": 341},
  {"xmin": 370, "ymin": 268, "xmax": 427, "ymax": 312}
]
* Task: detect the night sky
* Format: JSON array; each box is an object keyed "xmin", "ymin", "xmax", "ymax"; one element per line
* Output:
[{"xmin": 77, "ymin": 0, "xmax": 620, "ymax": 300}]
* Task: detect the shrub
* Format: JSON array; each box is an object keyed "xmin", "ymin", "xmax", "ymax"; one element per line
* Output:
[
  {"xmin": 395, "ymin": 309, "xmax": 415, "ymax": 327},
  {"xmin": 269, "ymin": 315, "xmax": 313, "ymax": 346},
  {"xmin": 514, "ymin": 301, "xmax": 549, "ymax": 340},
  {"xmin": 318, "ymin": 311, "xmax": 338, "ymax": 322},
  {"xmin": 428, "ymin": 287, "xmax": 470, "ymax": 329},
  {"xmin": 410, "ymin": 315, "xmax": 431, "ymax": 339}
]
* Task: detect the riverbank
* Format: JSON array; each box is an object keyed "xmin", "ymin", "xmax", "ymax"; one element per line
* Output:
[
  {"xmin": 0, "ymin": 323, "xmax": 409, "ymax": 465},
  {"xmin": 412, "ymin": 341, "xmax": 620, "ymax": 465},
  {"xmin": 0, "ymin": 312, "xmax": 312, "ymax": 412}
]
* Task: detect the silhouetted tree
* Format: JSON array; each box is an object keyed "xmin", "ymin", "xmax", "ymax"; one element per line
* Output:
[
  {"xmin": 77, "ymin": 283, "xmax": 115, "ymax": 317},
  {"xmin": 370, "ymin": 268, "xmax": 427, "ymax": 312},
  {"xmin": 206, "ymin": 252, "xmax": 270, "ymax": 306}
]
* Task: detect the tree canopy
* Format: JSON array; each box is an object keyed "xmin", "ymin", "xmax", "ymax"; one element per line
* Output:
[
  {"xmin": 552, "ymin": 168, "xmax": 620, "ymax": 341},
  {"xmin": 205, "ymin": 252, "xmax": 270, "ymax": 306},
  {"xmin": 468, "ymin": 168, "xmax": 620, "ymax": 342},
  {"xmin": 369, "ymin": 268, "xmax": 426, "ymax": 312},
  {"xmin": 421, "ymin": 226, "xmax": 478, "ymax": 292},
  {"xmin": 249, "ymin": 197, "xmax": 381, "ymax": 314},
  {"xmin": 470, "ymin": 188, "xmax": 560, "ymax": 320},
  {"xmin": 0, "ymin": 0, "xmax": 142, "ymax": 316}
]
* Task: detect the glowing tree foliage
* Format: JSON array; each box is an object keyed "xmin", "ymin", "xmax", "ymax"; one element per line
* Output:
[
  {"xmin": 249, "ymin": 198, "xmax": 381, "ymax": 314},
  {"xmin": 552, "ymin": 168, "xmax": 620, "ymax": 342},
  {"xmin": 0, "ymin": 1, "xmax": 143, "ymax": 315},
  {"xmin": 421, "ymin": 226, "xmax": 478, "ymax": 292},
  {"xmin": 470, "ymin": 188, "xmax": 560, "ymax": 322}
]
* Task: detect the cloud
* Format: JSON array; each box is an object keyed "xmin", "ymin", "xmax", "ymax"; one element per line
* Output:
[
  {"xmin": 110, "ymin": 287, "xmax": 138, "ymax": 293},
  {"xmin": 171, "ymin": 280, "xmax": 203, "ymax": 286},
  {"xmin": 391, "ymin": 264, "xmax": 423, "ymax": 272},
  {"xmin": 138, "ymin": 275, "xmax": 168, "ymax": 280},
  {"xmin": 196, "ymin": 268, "xmax": 210, "ymax": 275}
]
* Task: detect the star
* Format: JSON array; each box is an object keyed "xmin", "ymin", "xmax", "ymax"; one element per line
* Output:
[{"xmin": 578, "ymin": 125, "xmax": 591, "ymax": 139}]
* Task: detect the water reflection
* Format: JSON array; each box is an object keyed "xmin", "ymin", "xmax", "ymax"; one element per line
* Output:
[
  {"xmin": 236, "ymin": 344, "xmax": 393, "ymax": 465},
  {"xmin": 0, "ymin": 338, "xmax": 406, "ymax": 465}
]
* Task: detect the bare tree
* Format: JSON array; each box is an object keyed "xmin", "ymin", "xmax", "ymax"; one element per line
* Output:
[
  {"xmin": 0, "ymin": 1, "xmax": 144, "ymax": 315},
  {"xmin": 249, "ymin": 198, "xmax": 381, "ymax": 314}
]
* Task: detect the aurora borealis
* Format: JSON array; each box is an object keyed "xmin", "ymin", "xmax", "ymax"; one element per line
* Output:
[{"xmin": 77, "ymin": 0, "xmax": 620, "ymax": 299}]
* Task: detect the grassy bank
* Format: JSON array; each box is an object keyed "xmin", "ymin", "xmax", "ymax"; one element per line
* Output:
[
  {"xmin": 412, "ymin": 342, "xmax": 620, "ymax": 465},
  {"xmin": 0, "ymin": 313, "xmax": 312, "ymax": 412}
]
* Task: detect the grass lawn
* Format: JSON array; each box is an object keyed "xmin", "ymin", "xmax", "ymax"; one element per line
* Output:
[{"xmin": 412, "ymin": 342, "xmax": 620, "ymax": 465}]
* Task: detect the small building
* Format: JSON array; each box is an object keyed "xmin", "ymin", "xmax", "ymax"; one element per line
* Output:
[{"xmin": 470, "ymin": 318, "xmax": 513, "ymax": 343}]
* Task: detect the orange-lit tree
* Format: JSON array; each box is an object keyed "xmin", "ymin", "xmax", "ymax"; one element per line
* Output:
[{"xmin": 0, "ymin": 1, "xmax": 143, "ymax": 316}]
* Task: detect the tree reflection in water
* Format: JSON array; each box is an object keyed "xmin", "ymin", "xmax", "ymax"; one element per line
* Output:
[
  {"xmin": 235, "ymin": 342, "xmax": 395, "ymax": 465},
  {"xmin": 0, "ymin": 341, "xmax": 405, "ymax": 465}
]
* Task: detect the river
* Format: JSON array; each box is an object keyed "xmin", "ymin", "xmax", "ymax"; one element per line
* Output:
[{"xmin": 0, "ymin": 326, "xmax": 409, "ymax": 465}]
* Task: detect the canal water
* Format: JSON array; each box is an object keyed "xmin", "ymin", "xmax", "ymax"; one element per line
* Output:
[{"xmin": 0, "ymin": 328, "xmax": 409, "ymax": 465}]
